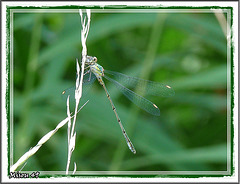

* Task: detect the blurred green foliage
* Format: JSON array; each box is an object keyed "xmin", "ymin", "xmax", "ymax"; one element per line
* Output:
[{"xmin": 12, "ymin": 9, "xmax": 229, "ymax": 174}]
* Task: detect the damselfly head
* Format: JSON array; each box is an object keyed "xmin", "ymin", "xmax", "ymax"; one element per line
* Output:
[{"xmin": 86, "ymin": 56, "xmax": 97, "ymax": 64}]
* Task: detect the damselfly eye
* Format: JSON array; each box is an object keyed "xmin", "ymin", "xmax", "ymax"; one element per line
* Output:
[{"xmin": 93, "ymin": 57, "xmax": 97, "ymax": 62}]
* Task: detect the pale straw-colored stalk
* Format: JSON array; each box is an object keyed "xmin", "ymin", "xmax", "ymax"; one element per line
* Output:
[
  {"xmin": 213, "ymin": 9, "xmax": 230, "ymax": 43},
  {"xmin": 10, "ymin": 100, "xmax": 88, "ymax": 172},
  {"xmin": 10, "ymin": 9, "xmax": 91, "ymax": 173},
  {"xmin": 65, "ymin": 9, "xmax": 91, "ymax": 174}
]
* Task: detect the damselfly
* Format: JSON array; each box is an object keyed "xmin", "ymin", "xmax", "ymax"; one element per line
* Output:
[{"xmin": 62, "ymin": 56, "xmax": 175, "ymax": 154}]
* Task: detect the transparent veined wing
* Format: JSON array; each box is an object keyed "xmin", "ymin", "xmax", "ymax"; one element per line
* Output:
[
  {"xmin": 62, "ymin": 72, "xmax": 96, "ymax": 104},
  {"xmin": 104, "ymin": 70, "xmax": 175, "ymax": 97},
  {"xmin": 104, "ymin": 75, "xmax": 160, "ymax": 116}
]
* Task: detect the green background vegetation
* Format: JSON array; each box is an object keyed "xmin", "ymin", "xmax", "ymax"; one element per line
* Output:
[{"xmin": 12, "ymin": 9, "xmax": 229, "ymax": 174}]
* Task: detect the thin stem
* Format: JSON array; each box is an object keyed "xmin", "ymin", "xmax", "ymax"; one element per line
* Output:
[
  {"xmin": 213, "ymin": 10, "xmax": 228, "ymax": 39},
  {"xmin": 65, "ymin": 9, "xmax": 91, "ymax": 174}
]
